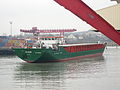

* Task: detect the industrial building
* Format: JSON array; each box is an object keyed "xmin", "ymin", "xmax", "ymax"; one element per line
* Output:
[{"xmin": 91, "ymin": 2, "xmax": 120, "ymax": 31}]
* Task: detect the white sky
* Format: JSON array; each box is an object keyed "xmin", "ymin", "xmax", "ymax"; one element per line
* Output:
[{"xmin": 0, "ymin": 0, "xmax": 117, "ymax": 35}]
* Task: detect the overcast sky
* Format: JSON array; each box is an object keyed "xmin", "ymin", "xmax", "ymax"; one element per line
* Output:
[{"xmin": 0, "ymin": 0, "xmax": 117, "ymax": 35}]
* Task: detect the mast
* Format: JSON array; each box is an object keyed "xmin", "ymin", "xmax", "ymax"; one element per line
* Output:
[{"xmin": 9, "ymin": 21, "xmax": 13, "ymax": 36}]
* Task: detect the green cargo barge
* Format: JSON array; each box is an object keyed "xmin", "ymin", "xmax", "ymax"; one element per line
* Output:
[
  {"xmin": 13, "ymin": 43, "xmax": 106, "ymax": 63},
  {"xmin": 12, "ymin": 27, "xmax": 106, "ymax": 63}
]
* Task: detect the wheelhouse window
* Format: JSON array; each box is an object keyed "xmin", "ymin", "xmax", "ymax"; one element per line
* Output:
[
  {"xmin": 48, "ymin": 38, "xmax": 51, "ymax": 40},
  {"xmin": 41, "ymin": 37, "xmax": 59, "ymax": 40},
  {"xmin": 45, "ymin": 38, "xmax": 47, "ymax": 40},
  {"xmin": 41, "ymin": 38, "xmax": 44, "ymax": 40},
  {"xmin": 52, "ymin": 38, "xmax": 54, "ymax": 40}
]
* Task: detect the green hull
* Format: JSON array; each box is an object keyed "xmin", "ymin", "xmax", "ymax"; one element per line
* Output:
[{"xmin": 13, "ymin": 44, "xmax": 105, "ymax": 63}]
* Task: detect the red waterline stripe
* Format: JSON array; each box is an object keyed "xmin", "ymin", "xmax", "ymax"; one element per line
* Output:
[
  {"xmin": 54, "ymin": 53, "xmax": 103, "ymax": 62},
  {"xmin": 26, "ymin": 61, "xmax": 34, "ymax": 63},
  {"xmin": 26, "ymin": 53, "xmax": 103, "ymax": 63}
]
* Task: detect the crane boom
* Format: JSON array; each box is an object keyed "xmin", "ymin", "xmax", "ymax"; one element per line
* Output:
[{"xmin": 54, "ymin": 0, "xmax": 120, "ymax": 45}]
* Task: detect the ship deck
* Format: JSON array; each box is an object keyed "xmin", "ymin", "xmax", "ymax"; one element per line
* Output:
[{"xmin": 59, "ymin": 43, "xmax": 99, "ymax": 47}]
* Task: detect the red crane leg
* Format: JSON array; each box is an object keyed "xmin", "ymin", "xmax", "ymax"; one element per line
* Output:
[{"xmin": 54, "ymin": 0, "xmax": 120, "ymax": 45}]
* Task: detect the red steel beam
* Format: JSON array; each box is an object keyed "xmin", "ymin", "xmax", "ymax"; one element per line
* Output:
[
  {"xmin": 20, "ymin": 29, "xmax": 76, "ymax": 33},
  {"xmin": 54, "ymin": 0, "xmax": 120, "ymax": 45}
]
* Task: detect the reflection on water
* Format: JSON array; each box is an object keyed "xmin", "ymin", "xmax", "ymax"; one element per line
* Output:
[
  {"xmin": 1, "ymin": 47, "xmax": 120, "ymax": 90},
  {"xmin": 14, "ymin": 56, "xmax": 105, "ymax": 90}
]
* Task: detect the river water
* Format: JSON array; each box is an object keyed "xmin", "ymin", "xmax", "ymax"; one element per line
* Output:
[{"xmin": 0, "ymin": 47, "xmax": 120, "ymax": 90}]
